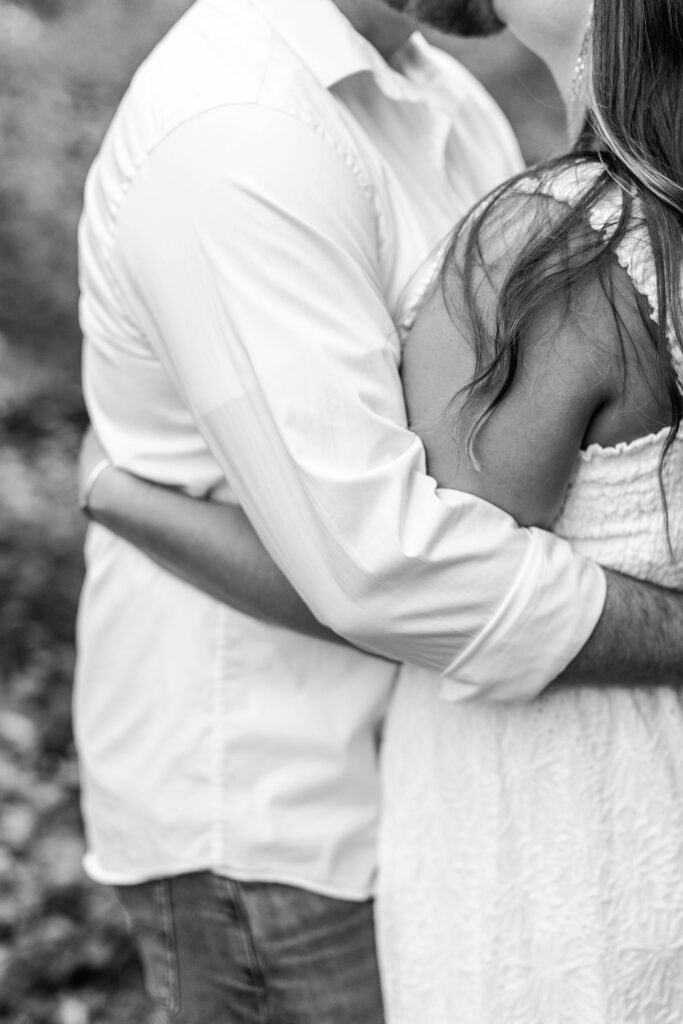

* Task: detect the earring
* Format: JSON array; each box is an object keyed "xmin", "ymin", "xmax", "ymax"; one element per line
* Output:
[{"xmin": 571, "ymin": 6, "xmax": 594, "ymax": 100}]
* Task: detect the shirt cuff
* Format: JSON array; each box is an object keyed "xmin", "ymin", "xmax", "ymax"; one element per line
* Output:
[{"xmin": 439, "ymin": 528, "xmax": 607, "ymax": 703}]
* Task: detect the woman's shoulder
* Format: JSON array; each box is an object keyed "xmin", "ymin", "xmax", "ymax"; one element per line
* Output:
[
  {"xmin": 520, "ymin": 160, "xmax": 641, "ymax": 232},
  {"xmin": 512, "ymin": 161, "xmax": 670, "ymax": 351},
  {"xmin": 495, "ymin": 159, "xmax": 633, "ymax": 244},
  {"xmin": 458, "ymin": 157, "xmax": 650, "ymax": 300},
  {"xmin": 513, "ymin": 160, "xmax": 605, "ymax": 203},
  {"xmin": 449, "ymin": 160, "xmax": 613, "ymax": 298}
]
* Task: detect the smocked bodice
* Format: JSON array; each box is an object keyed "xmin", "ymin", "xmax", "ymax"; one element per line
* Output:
[{"xmin": 554, "ymin": 428, "xmax": 683, "ymax": 588}]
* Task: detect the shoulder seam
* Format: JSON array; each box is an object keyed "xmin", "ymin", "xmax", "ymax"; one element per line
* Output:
[{"xmin": 99, "ymin": 101, "xmax": 383, "ymax": 310}]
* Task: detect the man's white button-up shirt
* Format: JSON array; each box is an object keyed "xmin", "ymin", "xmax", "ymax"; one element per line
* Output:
[{"xmin": 76, "ymin": 0, "xmax": 606, "ymax": 897}]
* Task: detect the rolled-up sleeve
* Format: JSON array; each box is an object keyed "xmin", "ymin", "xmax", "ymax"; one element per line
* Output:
[{"xmin": 112, "ymin": 103, "xmax": 606, "ymax": 701}]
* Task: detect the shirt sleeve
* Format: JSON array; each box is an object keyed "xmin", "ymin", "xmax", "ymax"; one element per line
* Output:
[{"xmin": 111, "ymin": 103, "xmax": 606, "ymax": 701}]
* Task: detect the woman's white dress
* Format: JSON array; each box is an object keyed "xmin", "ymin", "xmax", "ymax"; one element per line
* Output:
[{"xmin": 377, "ymin": 169, "xmax": 683, "ymax": 1024}]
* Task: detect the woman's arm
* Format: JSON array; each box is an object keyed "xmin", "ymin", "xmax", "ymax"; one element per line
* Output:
[
  {"xmin": 402, "ymin": 192, "xmax": 664, "ymax": 529},
  {"xmin": 80, "ymin": 431, "xmax": 348, "ymax": 647},
  {"xmin": 403, "ymin": 276, "xmax": 608, "ymax": 528}
]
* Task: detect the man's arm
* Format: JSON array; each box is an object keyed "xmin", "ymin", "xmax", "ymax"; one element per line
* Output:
[
  {"xmin": 82, "ymin": 455, "xmax": 683, "ymax": 689},
  {"xmin": 556, "ymin": 572, "xmax": 683, "ymax": 689},
  {"xmin": 90, "ymin": 103, "xmax": 605, "ymax": 701}
]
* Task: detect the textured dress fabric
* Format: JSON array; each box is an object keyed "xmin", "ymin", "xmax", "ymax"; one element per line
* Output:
[{"xmin": 377, "ymin": 167, "xmax": 683, "ymax": 1023}]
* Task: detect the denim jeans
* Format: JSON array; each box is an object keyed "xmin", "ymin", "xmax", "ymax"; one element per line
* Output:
[{"xmin": 115, "ymin": 872, "xmax": 385, "ymax": 1024}]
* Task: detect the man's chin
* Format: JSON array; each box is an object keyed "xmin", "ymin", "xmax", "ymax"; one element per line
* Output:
[{"xmin": 382, "ymin": 0, "xmax": 505, "ymax": 37}]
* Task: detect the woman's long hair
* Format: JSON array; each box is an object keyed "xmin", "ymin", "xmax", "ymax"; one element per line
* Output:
[{"xmin": 442, "ymin": 0, "xmax": 683, "ymax": 484}]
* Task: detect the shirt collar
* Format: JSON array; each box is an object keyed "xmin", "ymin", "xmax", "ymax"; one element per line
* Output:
[
  {"xmin": 246, "ymin": 0, "xmax": 457, "ymax": 170},
  {"xmin": 247, "ymin": 0, "xmax": 427, "ymax": 100}
]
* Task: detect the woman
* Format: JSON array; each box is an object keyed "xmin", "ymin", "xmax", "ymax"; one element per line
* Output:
[
  {"xmin": 81, "ymin": 0, "xmax": 683, "ymax": 1017},
  {"xmin": 376, "ymin": 2, "xmax": 683, "ymax": 1017}
]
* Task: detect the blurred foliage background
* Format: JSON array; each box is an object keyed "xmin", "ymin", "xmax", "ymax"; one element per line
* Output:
[{"xmin": 0, "ymin": 2, "xmax": 565, "ymax": 1020}]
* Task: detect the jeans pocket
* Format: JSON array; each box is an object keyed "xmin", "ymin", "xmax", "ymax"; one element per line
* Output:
[{"xmin": 115, "ymin": 880, "xmax": 180, "ymax": 1015}]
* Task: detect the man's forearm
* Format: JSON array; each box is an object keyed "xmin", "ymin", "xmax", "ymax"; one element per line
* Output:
[{"xmin": 552, "ymin": 569, "xmax": 683, "ymax": 689}]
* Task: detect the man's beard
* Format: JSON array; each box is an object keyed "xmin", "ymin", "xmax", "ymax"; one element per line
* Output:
[{"xmin": 381, "ymin": 0, "xmax": 505, "ymax": 37}]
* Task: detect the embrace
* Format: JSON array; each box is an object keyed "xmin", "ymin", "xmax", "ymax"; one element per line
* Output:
[{"xmin": 75, "ymin": 0, "xmax": 683, "ymax": 1021}]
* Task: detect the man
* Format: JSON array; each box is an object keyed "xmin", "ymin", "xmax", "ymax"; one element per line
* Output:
[{"xmin": 76, "ymin": 1, "xmax": 683, "ymax": 1021}]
